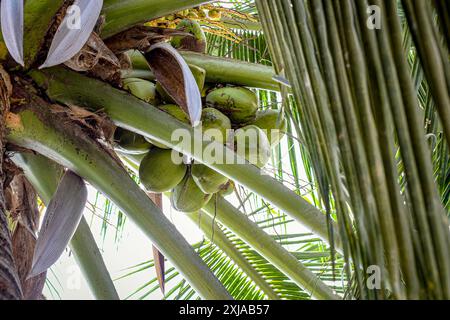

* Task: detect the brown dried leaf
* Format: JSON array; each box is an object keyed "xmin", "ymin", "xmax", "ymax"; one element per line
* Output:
[
  {"xmin": 65, "ymin": 32, "xmax": 121, "ymax": 85},
  {"xmin": 145, "ymin": 43, "xmax": 202, "ymax": 125},
  {"xmin": 49, "ymin": 104, "xmax": 122, "ymax": 168},
  {"xmin": 148, "ymin": 193, "xmax": 165, "ymax": 295},
  {"xmin": 0, "ymin": 65, "xmax": 13, "ymax": 116},
  {"xmin": 105, "ymin": 25, "xmax": 190, "ymax": 54}
]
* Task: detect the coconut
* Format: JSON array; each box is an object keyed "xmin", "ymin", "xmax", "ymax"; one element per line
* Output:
[
  {"xmin": 123, "ymin": 78, "xmax": 158, "ymax": 105},
  {"xmin": 146, "ymin": 105, "xmax": 190, "ymax": 149},
  {"xmin": 234, "ymin": 125, "xmax": 271, "ymax": 168},
  {"xmin": 189, "ymin": 64, "xmax": 206, "ymax": 92},
  {"xmin": 208, "ymin": 9, "xmax": 221, "ymax": 20},
  {"xmin": 156, "ymin": 82, "xmax": 176, "ymax": 104},
  {"xmin": 171, "ymin": 19, "xmax": 207, "ymax": 53},
  {"xmin": 114, "ymin": 128, "xmax": 152, "ymax": 155},
  {"xmin": 218, "ymin": 180, "xmax": 235, "ymax": 196},
  {"xmin": 139, "ymin": 148, "xmax": 187, "ymax": 193},
  {"xmin": 253, "ymin": 109, "xmax": 287, "ymax": 147},
  {"xmin": 192, "ymin": 163, "xmax": 229, "ymax": 194},
  {"xmin": 201, "ymin": 108, "xmax": 231, "ymax": 144},
  {"xmin": 201, "ymin": 83, "xmax": 214, "ymax": 97},
  {"xmin": 171, "ymin": 173, "xmax": 212, "ymax": 212},
  {"xmin": 159, "ymin": 104, "xmax": 191, "ymax": 123},
  {"xmin": 206, "ymin": 87, "xmax": 258, "ymax": 124}
]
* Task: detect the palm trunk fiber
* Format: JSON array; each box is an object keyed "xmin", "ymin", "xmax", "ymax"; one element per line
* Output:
[{"xmin": 0, "ymin": 67, "xmax": 22, "ymax": 300}]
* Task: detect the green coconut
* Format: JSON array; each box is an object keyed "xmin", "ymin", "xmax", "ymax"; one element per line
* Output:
[
  {"xmin": 114, "ymin": 128, "xmax": 152, "ymax": 155},
  {"xmin": 218, "ymin": 180, "xmax": 235, "ymax": 196},
  {"xmin": 146, "ymin": 105, "xmax": 190, "ymax": 149},
  {"xmin": 201, "ymin": 108, "xmax": 231, "ymax": 144},
  {"xmin": 139, "ymin": 148, "xmax": 187, "ymax": 193},
  {"xmin": 201, "ymin": 83, "xmax": 214, "ymax": 97},
  {"xmin": 156, "ymin": 82, "xmax": 176, "ymax": 104},
  {"xmin": 208, "ymin": 9, "xmax": 221, "ymax": 20},
  {"xmin": 171, "ymin": 173, "xmax": 212, "ymax": 212},
  {"xmin": 123, "ymin": 78, "xmax": 158, "ymax": 105},
  {"xmin": 234, "ymin": 125, "xmax": 271, "ymax": 168},
  {"xmin": 159, "ymin": 104, "xmax": 190, "ymax": 123},
  {"xmin": 253, "ymin": 109, "xmax": 287, "ymax": 147},
  {"xmin": 206, "ymin": 87, "xmax": 258, "ymax": 124},
  {"xmin": 171, "ymin": 19, "xmax": 207, "ymax": 53},
  {"xmin": 191, "ymin": 163, "xmax": 229, "ymax": 194},
  {"xmin": 189, "ymin": 64, "xmax": 206, "ymax": 92}
]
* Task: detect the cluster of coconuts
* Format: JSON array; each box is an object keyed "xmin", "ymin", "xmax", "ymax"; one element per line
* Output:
[{"xmin": 115, "ymin": 20, "xmax": 286, "ymax": 213}]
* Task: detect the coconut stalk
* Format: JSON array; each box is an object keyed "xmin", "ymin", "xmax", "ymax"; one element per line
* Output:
[
  {"xmin": 221, "ymin": 17, "xmax": 262, "ymax": 31},
  {"xmin": 181, "ymin": 52, "xmax": 279, "ymax": 91},
  {"xmin": 186, "ymin": 211, "xmax": 280, "ymax": 300},
  {"xmin": 12, "ymin": 153, "xmax": 119, "ymax": 300},
  {"xmin": 31, "ymin": 67, "xmax": 340, "ymax": 251},
  {"xmin": 124, "ymin": 50, "xmax": 280, "ymax": 91},
  {"xmin": 101, "ymin": 0, "xmax": 214, "ymax": 39},
  {"xmin": 6, "ymin": 86, "xmax": 232, "ymax": 300},
  {"xmin": 202, "ymin": 197, "xmax": 339, "ymax": 300}
]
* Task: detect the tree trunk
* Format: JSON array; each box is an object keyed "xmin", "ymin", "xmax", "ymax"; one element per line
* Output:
[
  {"xmin": 8, "ymin": 174, "xmax": 46, "ymax": 300},
  {"xmin": 0, "ymin": 66, "xmax": 22, "ymax": 300}
]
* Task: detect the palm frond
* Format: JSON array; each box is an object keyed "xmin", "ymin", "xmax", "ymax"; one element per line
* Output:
[
  {"xmin": 119, "ymin": 218, "xmax": 347, "ymax": 300},
  {"xmin": 257, "ymin": 0, "xmax": 450, "ymax": 299}
]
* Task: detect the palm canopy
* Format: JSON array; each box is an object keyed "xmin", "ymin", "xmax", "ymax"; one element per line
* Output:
[{"xmin": 0, "ymin": 0, "xmax": 448, "ymax": 301}]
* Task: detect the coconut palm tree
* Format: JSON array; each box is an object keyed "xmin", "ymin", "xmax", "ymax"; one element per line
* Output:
[{"xmin": 0, "ymin": 0, "xmax": 448, "ymax": 300}]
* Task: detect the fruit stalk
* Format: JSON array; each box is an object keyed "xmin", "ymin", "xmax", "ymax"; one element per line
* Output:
[{"xmin": 126, "ymin": 50, "xmax": 281, "ymax": 91}]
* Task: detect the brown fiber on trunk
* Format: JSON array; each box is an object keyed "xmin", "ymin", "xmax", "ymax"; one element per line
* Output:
[
  {"xmin": 8, "ymin": 174, "xmax": 46, "ymax": 300},
  {"xmin": 65, "ymin": 32, "xmax": 122, "ymax": 85},
  {"xmin": 10, "ymin": 77, "xmax": 123, "ymax": 170},
  {"xmin": 0, "ymin": 66, "xmax": 22, "ymax": 300}
]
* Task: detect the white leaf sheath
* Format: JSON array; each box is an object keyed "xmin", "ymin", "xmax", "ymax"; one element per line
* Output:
[
  {"xmin": 30, "ymin": 171, "xmax": 88, "ymax": 278},
  {"xmin": 1, "ymin": 0, "xmax": 24, "ymax": 66},
  {"xmin": 39, "ymin": 0, "xmax": 103, "ymax": 69}
]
